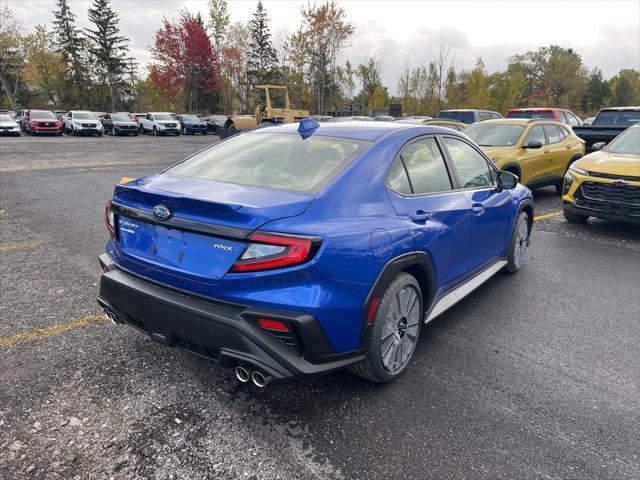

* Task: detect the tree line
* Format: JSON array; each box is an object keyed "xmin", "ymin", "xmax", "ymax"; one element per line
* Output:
[{"xmin": 1, "ymin": 0, "xmax": 638, "ymax": 117}]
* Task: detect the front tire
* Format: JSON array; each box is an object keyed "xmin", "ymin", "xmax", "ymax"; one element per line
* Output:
[
  {"xmin": 349, "ymin": 272, "xmax": 422, "ymax": 383},
  {"xmin": 505, "ymin": 211, "xmax": 530, "ymax": 274},
  {"xmin": 153, "ymin": 126, "xmax": 158, "ymax": 136},
  {"xmin": 563, "ymin": 208, "xmax": 588, "ymax": 224}
]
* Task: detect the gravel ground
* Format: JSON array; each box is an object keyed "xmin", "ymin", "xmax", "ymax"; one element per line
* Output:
[{"xmin": 1, "ymin": 134, "xmax": 638, "ymax": 479}]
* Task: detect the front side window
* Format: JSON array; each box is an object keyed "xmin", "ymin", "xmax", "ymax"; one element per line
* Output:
[
  {"xmin": 394, "ymin": 138, "xmax": 452, "ymax": 195},
  {"xmin": 442, "ymin": 137, "xmax": 494, "ymax": 188},
  {"xmin": 544, "ymin": 124, "xmax": 562, "ymax": 144},
  {"xmin": 523, "ymin": 125, "xmax": 546, "ymax": 146},
  {"xmin": 478, "ymin": 112, "xmax": 490, "ymax": 121},
  {"xmin": 168, "ymin": 133, "xmax": 369, "ymax": 193}
]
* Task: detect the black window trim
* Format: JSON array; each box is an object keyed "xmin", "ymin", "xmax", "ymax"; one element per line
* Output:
[{"xmin": 384, "ymin": 134, "xmax": 458, "ymax": 197}]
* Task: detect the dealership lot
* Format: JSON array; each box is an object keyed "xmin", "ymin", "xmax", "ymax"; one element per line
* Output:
[{"xmin": 1, "ymin": 135, "xmax": 639, "ymax": 479}]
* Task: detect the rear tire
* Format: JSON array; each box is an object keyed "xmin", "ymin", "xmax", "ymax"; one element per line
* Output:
[
  {"xmin": 349, "ymin": 272, "xmax": 422, "ymax": 383},
  {"xmin": 563, "ymin": 208, "xmax": 588, "ymax": 224},
  {"xmin": 505, "ymin": 211, "xmax": 530, "ymax": 274}
]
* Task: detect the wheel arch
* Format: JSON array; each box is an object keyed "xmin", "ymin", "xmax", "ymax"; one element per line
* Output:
[
  {"xmin": 359, "ymin": 252, "xmax": 436, "ymax": 348},
  {"xmin": 502, "ymin": 162, "xmax": 521, "ymax": 180}
]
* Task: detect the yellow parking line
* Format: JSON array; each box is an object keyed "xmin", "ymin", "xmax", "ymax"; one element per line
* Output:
[
  {"xmin": 0, "ymin": 240, "xmax": 43, "ymax": 253},
  {"xmin": 0, "ymin": 314, "xmax": 106, "ymax": 347},
  {"xmin": 118, "ymin": 176, "xmax": 136, "ymax": 184},
  {"xmin": 534, "ymin": 211, "xmax": 563, "ymax": 222}
]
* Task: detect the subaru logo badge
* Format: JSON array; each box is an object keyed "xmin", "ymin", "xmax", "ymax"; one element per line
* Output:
[{"xmin": 152, "ymin": 205, "xmax": 172, "ymax": 221}]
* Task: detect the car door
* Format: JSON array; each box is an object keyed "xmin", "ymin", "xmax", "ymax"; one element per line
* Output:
[
  {"xmin": 440, "ymin": 135, "xmax": 514, "ymax": 272},
  {"xmin": 385, "ymin": 136, "xmax": 472, "ymax": 288},
  {"xmin": 518, "ymin": 124, "xmax": 548, "ymax": 184},
  {"xmin": 543, "ymin": 123, "xmax": 568, "ymax": 178},
  {"xmin": 549, "ymin": 124, "xmax": 575, "ymax": 176}
]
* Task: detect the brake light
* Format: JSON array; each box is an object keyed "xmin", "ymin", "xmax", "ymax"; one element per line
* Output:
[
  {"xmin": 231, "ymin": 232, "xmax": 319, "ymax": 272},
  {"xmin": 104, "ymin": 202, "xmax": 116, "ymax": 237},
  {"xmin": 257, "ymin": 318, "xmax": 290, "ymax": 332}
]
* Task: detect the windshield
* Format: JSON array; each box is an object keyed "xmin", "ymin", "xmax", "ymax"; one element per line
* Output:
[
  {"xmin": 594, "ymin": 111, "xmax": 640, "ymax": 126},
  {"xmin": 464, "ymin": 124, "xmax": 525, "ymax": 147},
  {"xmin": 155, "ymin": 113, "xmax": 175, "ymax": 121},
  {"xmin": 73, "ymin": 112, "xmax": 97, "ymax": 120},
  {"xmin": 181, "ymin": 115, "xmax": 200, "ymax": 122},
  {"xmin": 207, "ymin": 115, "xmax": 226, "ymax": 123},
  {"xmin": 605, "ymin": 127, "xmax": 640, "ymax": 155},
  {"xmin": 111, "ymin": 114, "xmax": 131, "ymax": 122},
  {"xmin": 438, "ymin": 111, "xmax": 475, "ymax": 124},
  {"xmin": 31, "ymin": 111, "xmax": 56, "ymax": 120},
  {"xmin": 506, "ymin": 110, "xmax": 554, "ymax": 119},
  {"xmin": 0, "ymin": 114, "xmax": 14, "ymax": 122},
  {"xmin": 168, "ymin": 133, "xmax": 370, "ymax": 192}
]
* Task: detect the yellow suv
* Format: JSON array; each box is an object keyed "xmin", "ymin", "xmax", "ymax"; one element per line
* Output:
[
  {"xmin": 465, "ymin": 119, "xmax": 585, "ymax": 193},
  {"xmin": 562, "ymin": 124, "xmax": 640, "ymax": 224}
]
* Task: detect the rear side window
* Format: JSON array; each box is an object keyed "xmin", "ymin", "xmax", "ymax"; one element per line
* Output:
[
  {"xmin": 442, "ymin": 137, "xmax": 494, "ymax": 188},
  {"xmin": 478, "ymin": 112, "xmax": 490, "ymax": 121},
  {"xmin": 544, "ymin": 124, "xmax": 562, "ymax": 144},
  {"xmin": 386, "ymin": 157, "xmax": 412, "ymax": 194},
  {"xmin": 168, "ymin": 133, "xmax": 369, "ymax": 193},
  {"xmin": 558, "ymin": 111, "xmax": 568, "ymax": 123},
  {"xmin": 393, "ymin": 138, "xmax": 452, "ymax": 195},
  {"xmin": 566, "ymin": 113, "xmax": 579, "ymax": 126}
]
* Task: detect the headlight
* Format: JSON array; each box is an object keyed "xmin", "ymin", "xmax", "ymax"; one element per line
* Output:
[
  {"xmin": 569, "ymin": 164, "xmax": 588, "ymax": 176},
  {"xmin": 563, "ymin": 171, "xmax": 574, "ymax": 195},
  {"xmin": 73, "ymin": 121, "xmax": 82, "ymax": 126}
]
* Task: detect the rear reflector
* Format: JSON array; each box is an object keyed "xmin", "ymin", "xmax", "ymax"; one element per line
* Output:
[
  {"xmin": 104, "ymin": 203, "xmax": 116, "ymax": 237},
  {"xmin": 367, "ymin": 297, "xmax": 380, "ymax": 325},
  {"xmin": 257, "ymin": 318, "xmax": 290, "ymax": 332}
]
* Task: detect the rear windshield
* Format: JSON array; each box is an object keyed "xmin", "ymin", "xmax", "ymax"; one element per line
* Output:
[
  {"xmin": 606, "ymin": 127, "xmax": 640, "ymax": 155},
  {"xmin": 168, "ymin": 132, "xmax": 370, "ymax": 192},
  {"xmin": 31, "ymin": 111, "xmax": 56, "ymax": 119},
  {"xmin": 438, "ymin": 111, "xmax": 475, "ymax": 124},
  {"xmin": 506, "ymin": 111, "xmax": 554, "ymax": 119},
  {"xmin": 111, "ymin": 114, "xmax": 131, "ymax": 121},
  {"xmin": 181, "ymin": 115, "xmax": 200, "ymax": 122},
  {"xmin": 594, "ymin": 111, "xmax": 640, "ymax": 125}
]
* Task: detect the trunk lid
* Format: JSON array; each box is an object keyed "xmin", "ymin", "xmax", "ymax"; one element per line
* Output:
[{"xmin": 112, "ymin": 173, "xmax": 313, "ymax": 285}]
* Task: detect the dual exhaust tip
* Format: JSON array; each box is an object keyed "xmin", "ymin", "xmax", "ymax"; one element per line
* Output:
[{"xmin": 234, "ymin": 366, "xmax": 272, "ymax": 388}]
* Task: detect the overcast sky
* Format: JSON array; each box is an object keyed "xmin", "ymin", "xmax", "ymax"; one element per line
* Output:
[{"xmin": 7, "ymin": 0, "xmax": 640, "ymax": 93}]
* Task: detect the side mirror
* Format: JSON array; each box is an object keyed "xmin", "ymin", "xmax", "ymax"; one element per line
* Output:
[
  {"xmin": 522, "ymin": 140, "xmax": 543, "ymax": 149},
  {"xmin": 591, "ymin": 142, "xmax": 605, "ymax": 151},
  {"xmin": 497, "ymin": 170, "xmax": 518, "ymax": 192}
]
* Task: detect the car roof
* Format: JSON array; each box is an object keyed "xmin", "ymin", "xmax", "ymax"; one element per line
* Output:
[
  {"xmin": 471, "ymin": 118, "xmax": 565, "ymax": 126},
  {"xmin": 250, "ymin": 121, "xmax": 443, "ymax": 142},
  {"xmin": 508, "ymin": 107, "xmax": 568, "ymax": 112},
  {"xmin": 440, "ymin": 109, "xmax": 495, "ymax": 113},
  {"xmin": 600, "ymin": 106, "xmax": 640, "ymax": 112}
]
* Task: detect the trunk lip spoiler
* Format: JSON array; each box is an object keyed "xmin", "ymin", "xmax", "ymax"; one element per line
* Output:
[{"xmin": 110, "ymin": 201, "xmax": 253, "ymax": 241}]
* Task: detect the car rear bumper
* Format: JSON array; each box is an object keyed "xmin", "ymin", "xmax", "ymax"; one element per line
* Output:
[{"xmin": 96, "ymin": 254, "xmax": 364, "ymax": 378}]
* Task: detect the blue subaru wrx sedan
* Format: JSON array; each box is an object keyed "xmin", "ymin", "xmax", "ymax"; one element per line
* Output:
[{"xmin": 98, "ymin": 120, "xmax": 533, "ymax": 385}]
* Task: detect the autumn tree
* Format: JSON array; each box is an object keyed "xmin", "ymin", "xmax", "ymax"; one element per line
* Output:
[
  {"xmin": 149, "ymin": 10, "xmax": 219, "ymax": 112},
  {"xmin": 357, "ymin": 56, "xmax": 388, "ymax": 112},
  {"xmin": 247, "ymin": 1, "xmax": 278, "ymax": 88},
  {"xmin": 300, "ymin": 0, "xmax": 354, "ymax": 113},
  {"xmin": 581, "ymin": 68, "xmax": 610, "ymax": 114},
  {"xmin": 610, "ymin": 69, "xmax": 640, "ymax": 106},
  {"xmin": 22, "ymin": 25, "xmax": 65, "ymax": 107},
  {"xmin": 85, "ymin": 0, "xmax": 130, "ymax": 110},
  {"xmin": 0, "ymin": 3, "xmax": 24, "ymax": 111},
  {"xmin": 208, "ymin": 0, "xmax": 229, "ymax": 51}
]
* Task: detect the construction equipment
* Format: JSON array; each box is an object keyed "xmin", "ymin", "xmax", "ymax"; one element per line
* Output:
[{"xmin": 223, "ymin": 85, "xmax": 309, "ymax": 132}]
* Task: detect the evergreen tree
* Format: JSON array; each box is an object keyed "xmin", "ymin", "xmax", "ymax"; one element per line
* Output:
[
  {"xmin": 247, "ymin": 1, "xmax": 278, "ymax": 88},
  {"xmin": 52, "ymin": 0, "xmax": 86, "ymax": 107},
  {"xmin": 85, "ymin": 0, "xmax": 129, "ymax": 110}
]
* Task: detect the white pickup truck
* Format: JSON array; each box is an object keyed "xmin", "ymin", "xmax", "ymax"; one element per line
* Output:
[{"xmin": 139, "ymin": 112, "xmax": 181, "ymax": 136}]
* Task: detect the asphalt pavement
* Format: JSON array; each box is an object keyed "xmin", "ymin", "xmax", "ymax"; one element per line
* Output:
[{"xmin": 1, "ymin": 134, "xmax": 638, "ymax": 480}]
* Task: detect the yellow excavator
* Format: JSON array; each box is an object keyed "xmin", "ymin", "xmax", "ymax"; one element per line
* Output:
[{"xmin": 223, "ymin": 85, "xmax": 309, "ymax": 132}]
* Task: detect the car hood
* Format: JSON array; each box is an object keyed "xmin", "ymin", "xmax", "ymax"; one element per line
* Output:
[
  {"xmin": 0, "ymin": 121, "xmax": 18, "ymax": 127},
  {"xmin": 113, "ymin": 121, "xmax": 137, "ymax": 126},
  {"xmin": 575, "ymin": 151, "xmax": 640, "ymax": 177}
]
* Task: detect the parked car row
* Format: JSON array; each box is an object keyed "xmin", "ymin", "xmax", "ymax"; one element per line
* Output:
[{"xmin": 3, "ymin": 109, "xmax": 230, "ymax": 137}]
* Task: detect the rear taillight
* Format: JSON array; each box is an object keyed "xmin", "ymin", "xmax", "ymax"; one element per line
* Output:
[
  {"xmin": 104, "ymin": 202, "xmax": 116, "ymax": 237},
  {"xmin": 257, "ymin": 318, "xmax": 290, "ymax": 332},
  {"xmin": 231, "ymin": 232, "xmax": 320, "ymax": 272}
]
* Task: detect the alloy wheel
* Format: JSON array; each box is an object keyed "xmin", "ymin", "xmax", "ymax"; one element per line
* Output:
[{"xmin": 380, "ymin": 285, "xmax": 421, "ymax": 374}]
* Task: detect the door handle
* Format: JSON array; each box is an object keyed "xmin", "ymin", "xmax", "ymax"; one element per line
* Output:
[
  {"xmin": 471, "ymin": 204, "xmax": 485, "ymax": 215},
  {"xmin": 543, "ymin": 149, "xmax": 550, "ymax": 153},
  {"xmin": 565, "ymin": 145, "xmax": 572, "ymax": 149},
  {"xmin": 410, "ymin": 210, "xmax": 431, "ymax": 223}
]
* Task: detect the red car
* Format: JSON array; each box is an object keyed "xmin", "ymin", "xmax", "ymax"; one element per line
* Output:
[
  {"xmin": 506, "ymin": 108, "xmax": 582, "ymax": 127},
  {"xmin": 25, "ymin": 110, "xmax": 63, "ymax": 135}
]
